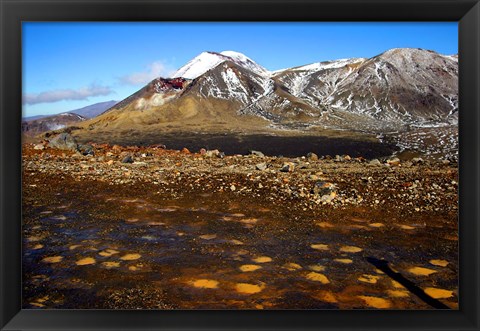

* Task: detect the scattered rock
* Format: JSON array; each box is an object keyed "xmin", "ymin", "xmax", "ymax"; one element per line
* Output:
[
  {"xmin": 369, "ymin": 159, "xmax": 382, "ymax": 166},
  {"xmin": 387, "ymin": 157, "xmax": 401, "ymax": 166},
  {"xmin": 121, "ymin": 155, "xmax": 134, "ymax": 163},
  {"xmin": 33, "ymin": 144, "xmax": 45, "ymax": 150},
  {"xmin": 307, "ymin": 152, "xmax": 318, "ymax": 161},
  {"xmin": 255, "ymin": 163, "xmax": 267, "ymax": 171},
  {"xmin": 313, "ymin": 181, "xmax": 335, "ymax": 196},
  {"xmin": 280, "ymin": 162, "xmax": 295, "ymax": 172},
  {"xmin": 250, "ymin": 150, "xmax": 265, "ymax": 157},
  {"xmin": 78, "ymin": 144, "xmax": 94, "ymax": 156},
  {"xmin": 412, "ymin": 157, "xmax": 424, "ymax": 164}
]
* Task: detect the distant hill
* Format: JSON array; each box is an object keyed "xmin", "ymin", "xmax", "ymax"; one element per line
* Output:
[
  {"xmin": 22, "ymin": 112, "xmax": 86, "ymax": 136},
  {"xmin": 23, "ymin": 100, "xmax": 118, "ymax": 121}
]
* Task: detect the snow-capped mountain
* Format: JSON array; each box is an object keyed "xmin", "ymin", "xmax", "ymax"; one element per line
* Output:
[
  {"xmin": 172, "ymin": 51, "xmax": 268, "ymax": 79},
  {"xmin": 81, "ymin": 48, "xmax": 458, "ymax": 137},
  {"xmin": 273, "ymin": 48, "xmax": 458, "ymax": 130}
]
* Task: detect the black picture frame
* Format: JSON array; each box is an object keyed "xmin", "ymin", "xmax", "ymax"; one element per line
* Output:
[{"xmin": 1, "ymin": 0, "xmax": 479, "ymax": 330}]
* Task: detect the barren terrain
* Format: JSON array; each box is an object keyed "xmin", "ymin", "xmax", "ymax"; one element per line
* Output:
[{"xmin": 22, "ymin": 142, "xmax": 458, "ymax": 309}]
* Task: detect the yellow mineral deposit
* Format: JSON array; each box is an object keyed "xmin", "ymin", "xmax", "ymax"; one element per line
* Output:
[
  {"xmin": 358, "ymin": 274, "xmax": 380, "ymax": 284},
  {"xmin": 27, "ymin": 236, "xmax": 42, "ymax": 242},
  {"xmin": 334, "ymin": 258, "xmax": 353, "ymax": 264},
  {"xmin": 32, "ymin": 244, "xmax": 44, "ymax": 250},
  {"xmin": 316, "ymin": 221, "xmax": 334, "ymax": 228},
  {"xmin": 391, "ymin": 280, "xmax": 405, "ymax": 289},
  {"xmin": 429, "ymin": 259, "xmax": 449, "ymax": 267},
  {"xmin": 239, "ymin": 264, "xmax": 262, "ymax": 272},
  {"xmin": 235, "ymin": 283, "xmax": 264, "ymax": 294},
  {"xmin": 192, "ymin": 279, "xmax": 219, "ymax": 289},
  {"xmin": 358, "ymin": 295, "xmax": 392, "ymax": 309},
  {"xmin": 98, "ymin": 249, "xmax": 120, "ymax": 257},
  {"xmin": 311, "ymin": 244, "xmax": 329, "ymax": 251},
  {"xmin": 199, "ymin": 234, "xmax": 217, "ymax": 240},
  {"xmin": 399, "ymin": 225, "xmax": 415, "ymax": 230},
  {"xmin": 239, "ymin": 218, "xmax": 258, "ymax": 224},
  {"xmin": 120, "ymin": 253, "xmax": 141, "ymax": 261},
  {"xmin": 408, "ymin": 266, "xmax": 437, "ymax": 276},
  {"xmin": 369, "ymin": 223, "xmax": 385, "ymax": 228},
  {"xmin": 69, "ymin": 244, "xmax": 81, "ymax": 250},
  {"xmin": 308, "ymin": 265, "xmax": 326, "ymax": 272},
  {"xmin": 230, "ymin": 239, "xmax": 244, "ymax": 245},
  {"xmin": 283, "ymin": 263, "xmax": 302, "ymax": 271},
  {"xmin": 424, "ymin": 287, "xmax": 454, "ymax": 299},
  {"xmin": 305, "ymin": 272, "xmax": 330, "ymax": 284},
  {"xmin": 316, "ymin": 291, "xmax": 338, "ymax": 303},
  {"xmin": 102, "ymin": 261, "xmax": 120, "ymax": 268},
  {"xmin": 41, "ymin": 256, "xmax": 63, "ymax": 263},
  {"xmin": 76, "ymin": 257, "xmax": 96, "ymax": 266},
  {"xmin": 252, "ymin": 256, "xmax": 272, "ymax": 263},
  {"xmin": 339, "ymin": 246, "xmax": 363, "ymax": 253}
]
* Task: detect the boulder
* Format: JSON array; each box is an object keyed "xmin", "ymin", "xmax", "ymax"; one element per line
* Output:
[
  {"xmin": 307, "ymin": 152, "xmax": 318, "ymax": 161},
  {"xmin": 78, "ymin": 144, "xmax": 94, "ymax": 156},
  {"xmin": 256, "ymin": 163, "xmax": 267, "ymax": 171},
  {"xmin": 250, "ymin": 150, "xmax": 265, "ymax": 157},
  {"xmin": 121, "ymin": 155, "xmax": 134, "ymax": 163},
  {"xmin": 313, "ymin": 181, "xmax": 336, "ymax": 196},
  {"xmin": 280, "ymin": 162, "xmax": 295, "ymax": 172},
  {"xmin": 47, "ymin": 133, "xmax": 78, "ymax": 151}
]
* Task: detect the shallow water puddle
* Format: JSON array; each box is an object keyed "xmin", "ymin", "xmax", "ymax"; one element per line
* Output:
[
  {"xmin": 408, "ymin": 266, "xmax": 437, "ymax": 276},
  {"xmin": 102, "ymin": 261, "xmax": 120, "ymax": 268},
  {"xmin": 76, "ymin": 257, "xmax": 96, "ymax": 266},
  {"xmin": 305, "ymin": 272, "xmax": 330, "ymax": 284},
  {"xmin": 41, "ymin": 256, "xmax": 63, "ymax": 263},
  {"xmin": 339, "ymin": 246, "xmax": 363, "ymax": 253},
  {"xmin": 423, "ymin": 287, "xmax": 453, "ymax": 299},
  {"xmin": 429, "ymin": 259, "xmax": 449, "ymax": 267},
  {"xmin": 120, "ymin": 253, "xmax": 141, "ymax": 261},
  {"xmin": 235, "ymin": 283, "xmax": 264, "ymax": 294},
  {"xmin": 99, "ymin": 249, "xmax": 119, "ymax": 257},
  {"xmin": 358, "ymin": 274, "xmax": 380, "ymax": 284},
  {"xmin": 192, "ymin": 279, "xmax": 219, "ymax": 289},
  {"xmin": 239, "ymin": 265, "xmax": 262, "ymax": 272},
  {"xmin": 283, "ymin": 263, "xmax": 302, "ymax": 271},
  {"xmin": 199, "ymin": 234, "xmax": 217, "ymax": 240},
  {"xmin": 311, "ymin": 244, "xmax": 329, "ymax": 251},
  {"xmin": 358, "ymin": 296, "xmax": 391, "ymax": 309},
  {"xmin": 252, "ymin": 256, "xmax": 272, "ymax": 263}
]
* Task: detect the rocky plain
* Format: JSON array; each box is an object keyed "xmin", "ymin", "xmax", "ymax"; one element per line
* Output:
[{"xmin": 22, "ymin": 133, "xmax": 459, "ymax": 309}]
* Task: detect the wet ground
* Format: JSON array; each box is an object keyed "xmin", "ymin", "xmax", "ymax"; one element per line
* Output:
[
  {"xmin": 22, "ymin": 155, "xmax": 458, "ymax": 309},
  {"xmin": 74, "ymin": 133, "xmax": 398, "ymax": 159}
]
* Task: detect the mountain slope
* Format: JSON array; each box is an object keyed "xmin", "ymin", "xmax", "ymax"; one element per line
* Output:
[
  {"xmin": 73, "ymin": 48, "xmax": 458, "ymax": 142},
  {"xmin": 22, "ymin": 112, "xmax": 86, "ymax": 136}
]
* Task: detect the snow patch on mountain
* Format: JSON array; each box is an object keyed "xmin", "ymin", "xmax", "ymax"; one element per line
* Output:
[
  {"xmin": 290, "ymin": 58, "xmax": 366, "ymax": 72},
  {"xmin": 173, "ymin": 52, "xmax": 227, "ymax": 79},
  {"xmin": 173, "ymin": 51, "xmax": 269, "ymax": 80}
]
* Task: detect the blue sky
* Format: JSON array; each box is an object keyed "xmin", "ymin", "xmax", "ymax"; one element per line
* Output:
[{"xmin": 23, "ymin": 22, "xmax": 458, "ymax": 117}]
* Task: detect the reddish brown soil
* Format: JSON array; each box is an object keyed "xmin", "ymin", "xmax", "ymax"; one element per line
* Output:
[{"xmin": 22, "ymin": 144, "xmax": 458, "ymax": 309}]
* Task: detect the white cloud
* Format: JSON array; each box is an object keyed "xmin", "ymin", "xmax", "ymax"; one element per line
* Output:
[
  {"xmin": 23, "ymin": 85, "xmax": 113, "ymax": 105},
  {"xmin": 119, "ymin": 60, "xmax": 175, "ymax": 85}
]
